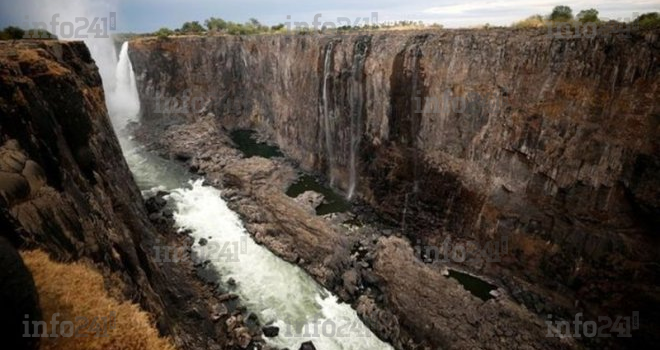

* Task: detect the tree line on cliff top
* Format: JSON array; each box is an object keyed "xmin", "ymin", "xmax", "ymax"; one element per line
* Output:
[
  {"xmin": 146, "ymin": 6, "xmax": 658, "ymax": 38},
  {"xmin": 0, "ymin": 6, "xmax": 657, "ymax": 41},
  {"xmin": 513, "ymin": 6, "xmax": 659, "ymax": 29}
]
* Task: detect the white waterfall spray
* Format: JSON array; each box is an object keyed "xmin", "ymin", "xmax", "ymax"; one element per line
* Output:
[
  {"xmin": 15, "ymin": 0, "xmax": 119, "ymax": 97},
  {"xmin": 322, "ymin": 42, "xmax": 335, "ymax": 186},
  {"xmin": 108, "ymin": 42, "xmax": 141, "ymax": 127},
  {"xmin": 14, "ymin": 0, "xmax": 139, "ymax": 130}
]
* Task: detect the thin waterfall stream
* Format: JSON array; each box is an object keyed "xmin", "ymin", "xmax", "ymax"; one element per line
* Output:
[
  {"xmin": 111, "ymin": 42, "xmax": 393, "ymax": 350},
  {"xmin": 322, "ymin": 42, "xmax": 336, "ymax": 187},
  {"xmin": 347, "ymin": 39, "xmax": 368, "ymax": 200}
]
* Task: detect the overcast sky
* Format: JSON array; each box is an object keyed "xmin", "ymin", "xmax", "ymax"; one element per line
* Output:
[{"xmin": 1, "ymin": 0, "xmax": 658, "ymax": 33}]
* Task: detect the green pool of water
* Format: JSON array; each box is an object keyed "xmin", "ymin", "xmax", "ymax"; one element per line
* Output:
[
  {"xmin": 446, "ymin": 269, "xmax": 496, "ymax": 301},
  {"xmin": 286, "ymin": 174, "xmax": 351, "ymax": 215},
  {"xmin": 229, "ymin": 129, "xmax": 348, "ymax": 215},
  {"xmin": 230, "ymin": 129, "xmax": 283, "ymax": 159}
]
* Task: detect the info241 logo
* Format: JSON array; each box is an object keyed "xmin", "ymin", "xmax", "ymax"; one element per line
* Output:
[
  {"xmin": 23, "ymin": 13, "xmax": 116, "ymax": 39},
  {"xmin": 546, "ymin": 312, "xmax": 639, "ymax": 338}
]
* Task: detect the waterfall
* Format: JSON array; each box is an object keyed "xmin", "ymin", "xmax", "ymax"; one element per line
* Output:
[
  {"xmin": 321, "ymin": 42, "xmax": 335, "ymax": 186},
  {"xmin": 401, "ymin": 46, "xmax": 422, "ymax": 232},
  {"xmin": 347, "ymin": 40, "xmax": 369, "ymax": 200},
  {"xmin": 107, "ymin": 42, "xmax": 141, "ymax": 128},
  {"xmin": 410, "ymin": 46, "xmax": 421, "ymax": 194}
]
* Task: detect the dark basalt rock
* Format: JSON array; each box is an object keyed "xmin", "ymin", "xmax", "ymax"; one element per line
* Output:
[
  {"xmin": 145, "ymin": 195, "xmax": 167, "ymax": 213},
  {"xmin": 262, "ymin": 325, "xmax": 279, "ymax": 337}
]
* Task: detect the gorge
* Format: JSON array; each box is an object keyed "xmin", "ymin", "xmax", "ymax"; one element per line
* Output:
[
  {"xmin": 128, "ymin": 29, "xmax": 659, "ymax": 349},
  {"xmin": 0, "ymin": 14, "xmax": 658, "ymax": 350}
]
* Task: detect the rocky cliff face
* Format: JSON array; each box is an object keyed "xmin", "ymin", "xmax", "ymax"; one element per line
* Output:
[
  {"xmin": 129, "ymin": 29, "xmax": 660, "ymax": 348},
  {"xmin": 0, "ymin": 41, "xmax": 240, "ymax": 350}
]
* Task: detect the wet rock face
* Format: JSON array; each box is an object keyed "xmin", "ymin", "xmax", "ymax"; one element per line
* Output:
[
  {"xmin": 0, "ymin": 41, "xmax": 234, "ymax": 349},
  {"xmin": 129, "ymin": 29, "xmax": 660, "ymax": 346}
]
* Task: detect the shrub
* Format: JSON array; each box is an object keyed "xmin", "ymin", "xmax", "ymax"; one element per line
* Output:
[
  {"xmin": 577, "ymin": 9, "xmax": 599, "ymax": 23},
  {"xmin": 0, "ymin": 26, "xmax": 57, "ymax": 40},
  {"xmin": 180, "ymin": 21, "xmax": 204, "ymax": 33},
  {"xmin": 21, "ymin": 250, "xmax": 175, "ymax": 350},
  {"xmin": 154, "ymin": 27, "xmax": 173, "ymax": 39},
  {"xmin": 205, "ymin": 17, "xmax": 227, "ymax": 32},
  {"xmin": 513, "ymin": 15, "xmax": 545, "ymax": 28},
  {"xmin": 270, "ymin": 23, "xmax": 285, "ymax": 32},
  {"xmin": 549, "ymin": 5, "xmax": 573, "ymax": 22},
  {"xmin": 634, "ymin": 12, "xmax": 660, "ymax": 29},
  {"xmin": 0, "ymin": 26, "xmax": 25, "ymax": 40}
]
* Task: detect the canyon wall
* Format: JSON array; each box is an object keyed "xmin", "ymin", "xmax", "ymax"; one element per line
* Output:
[
  {"xmin": 129, "ymin": 29, "xmax": 660, "ymax": 347},
  {"xmin": 0, "ymin": 41, "xmax": 234, "ymax": 349}
]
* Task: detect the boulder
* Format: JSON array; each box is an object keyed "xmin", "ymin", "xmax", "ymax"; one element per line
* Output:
[
  {"xmin": 299, "ymin": 341, "xmax": 316, "ymax": 350},
  {"xmin": 294, "ymin": 190, "xmax": 324, "ymax": 214},
  {"xmin": 262, "ymin": 325, "xmax": 279, "ymax": 337}
]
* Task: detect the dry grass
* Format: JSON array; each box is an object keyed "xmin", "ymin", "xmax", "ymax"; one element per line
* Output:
[
  {"xmin": 21, "ymin": 250, "xmax": 176, "ymax": 350},
  {"xmin": 512, "ymin": 15, "xmax": 547, "ymax": 29}
]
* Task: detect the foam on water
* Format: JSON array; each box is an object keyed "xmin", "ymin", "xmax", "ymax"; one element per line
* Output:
[{"xmin": 168, "ymin": 180, "xmax": 393, "ymax": 350}]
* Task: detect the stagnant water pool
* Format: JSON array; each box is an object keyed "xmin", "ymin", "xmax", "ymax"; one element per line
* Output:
[{"xmin": 229, "ymin": 129, "xmax": 352, "ymax": 215}]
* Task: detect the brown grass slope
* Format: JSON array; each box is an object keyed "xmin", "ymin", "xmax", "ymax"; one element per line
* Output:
[{"xmin": 21, "ymin": 250, "xmax": 176, "ymax": 350}]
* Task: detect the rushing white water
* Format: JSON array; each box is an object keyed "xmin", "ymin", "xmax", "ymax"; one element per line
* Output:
[
  {"xmin": 322, "ymin": 42, "xmax": 336, "ymax": 186},
  {"xmin": 169, "ymin": 181, "xmax": 393, "ymax": 350}
]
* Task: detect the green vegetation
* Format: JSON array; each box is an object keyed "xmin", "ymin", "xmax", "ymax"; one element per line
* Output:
[
  {"xmin": 154, "ymin": 27, "xmax": 174, "ymax": 39},
  {"xmin": 0, "ymin": 26, "xmax": 24, "ymax": 39},
  {"xmin": 144, "ymin": 16, "xmax": 441, "ymax": 38},
  {"xmin": 180, "ymin": 21, "xmax": 204, "ymax": 33},
  {"xmin": 0, "ymin": 26, "xmax": 57, "ymax": 40},
  {"xmin": 513, "ymin": 5, "xmax": 657, "ymax": 33},
  {"xmin": 205, "ymin": 17, "xmax": 227, "ymax": 31},
  {"xmin": 135, "ymin": 7, "xmax": 656, "ymax": 39},
  {"xmin": 549, "ymin": 5, "xmax": 573, "ymax": 22},
  {"xmin": 512, "ymin": 15, "xmax": 545, "ymax": 29},
  {"xmin": 270, "ymin": 23, "xmax": 285, "ymax": 32},
  {"xmin": 577, "ymin": 9, "xmax": 599, "ymax": 23},
  {"xmin": 634, "ymin": 12, "xmax": 660, "ymax": 28},
  {"xmin": 226, "ymin": 18, "xmax": 270, "ymax": 35}
]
